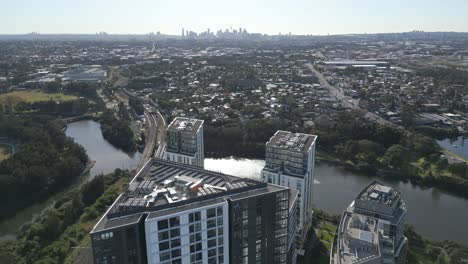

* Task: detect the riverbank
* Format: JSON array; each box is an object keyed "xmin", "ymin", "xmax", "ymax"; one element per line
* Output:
[
  {"xmin": 442, "ymin": 148, "xmax": 468, "ymax": 163},
  {"xmin": 0, "ymin": 159, "xmax": 95, "ymax": 242},
  {"xmin": 0, "ymin": 119, "xmax": 141, "ymax": 243},
  {"xmin": 0, "ymin": 170, "xmax": 132, "ymax": 264},
  {"xmin": 205, "ymin": 157, "xmax": 468, "ymax": 245},
  {"xmin": 208, "ymin": 150, "xmax": 468, "ymax": 201},
  {"xmin": 314, "ymin": 148, "xmax": 468, "ymax": 201},
  {"xmin": 301, "ymin": 210, "xmax": 468, "ymax": 264}
]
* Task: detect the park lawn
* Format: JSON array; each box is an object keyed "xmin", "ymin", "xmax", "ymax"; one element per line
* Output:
[
  {"xmin": 0, "ymin": 90, "xmax": 77, "ymax": 104},
  {"xmin": 412, "ymin": 157, "xmax": 457, "ymax": 179},
  {"xmin": 316, "ymin": 222, "xmax": 336, "ymax": 250},
  {"xmin": 0, "ymin": 145, "xmax": 11, "ymax": 161}
]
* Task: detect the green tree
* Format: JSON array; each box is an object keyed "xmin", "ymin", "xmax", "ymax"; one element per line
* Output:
[
  {"xmin": 401, "ymin": 104, "xmax": 415, "ymax": 128},
  {"xmin": 447, "ymin": 163, "xmax": 468, "ymax": 178},
  {"xmin": 42, "ymin": 209, "xmax": 62, "ymax": 241},
  {"xmin": 409, "ymin": 134, "xmax": 440, "ymax": 156},
  {"xmin": 382, "ymin": 144, "xmax": 408, "ymax": 168}
]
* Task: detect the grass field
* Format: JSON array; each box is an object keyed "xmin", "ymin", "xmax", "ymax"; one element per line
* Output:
[
  {"xmin": 0, "ymin": 145, "xmax": 12, "ymax": 161},
  {"xmin": 0, "ymin": 90, "xmax": 77, "ymax": 104}
]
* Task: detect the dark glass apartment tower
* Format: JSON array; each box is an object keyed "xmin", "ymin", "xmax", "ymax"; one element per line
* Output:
[{"xmin": 90, "ymin": 159, "xmax": 298, "ymax": 264}]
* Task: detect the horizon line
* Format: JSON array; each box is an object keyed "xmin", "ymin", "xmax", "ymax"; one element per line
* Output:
[{"xmin": 1, "ymin": 30, "xmax": 468, "ymax": 37}]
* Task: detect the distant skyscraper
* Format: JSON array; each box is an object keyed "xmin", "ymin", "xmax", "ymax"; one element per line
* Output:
[
  {"xmin": 261, "ymin": 131, "xmax": 317, "ymax": 259},
  {"xmin": 182, "ymin": 28, "xmax": 185, "ymax": 38},
  {"xmin": 332, "ymin": 181, "xmax": 408, "ymax": 264},
  {"xmin": 165, "ymin": 117, "xmax": 204, "ymax": 168}
]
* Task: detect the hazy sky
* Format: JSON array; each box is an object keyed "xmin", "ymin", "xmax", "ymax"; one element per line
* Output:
[{"xmin": 1, "ymin": 0, "xmax": 467, "ymax": 35}]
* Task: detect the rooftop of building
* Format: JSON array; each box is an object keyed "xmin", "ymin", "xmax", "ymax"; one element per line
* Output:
[
  {"xmin": 166, "ymin": 117, "xmax": 204, "ymax": 135},
  {"xmin": 357, "ymin": 182, "xmax": 399, "ymax": 207},
  {"xmin": 333, "ymin": 180, "xmax": 407, "ymax": 264},
  {"xmin": 266, "ymin": 130, "xmax": 317, "ymax": 153},
  {"xmin": 337, "ymin": 212, "xmax": 382, "ymax": 264},
  {"xmin": 91, "ymin": 158, "xmax": 285, "ymax": 233}
]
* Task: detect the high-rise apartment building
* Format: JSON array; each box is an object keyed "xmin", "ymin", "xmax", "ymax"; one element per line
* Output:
[
  {"xmin": 331, "ymin": 181, "xmax": 407, "ymax": 264},
  {"xmin": 165, "ymin": 117, "xmax": 204, "ymax": 168},
  {"xmin": 261, "ymin": 130, "xmax": 317, "ymax": 252},
  {"xmin": 90, "ymin": 158, "xmax": 298, "ymax": 264}
]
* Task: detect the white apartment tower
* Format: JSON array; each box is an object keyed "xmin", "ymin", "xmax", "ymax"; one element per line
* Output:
[
  {"xmin": 261, "ymin": 131, "xmax": 317, "ymax": 250},
  {"xmin": 165, "ymin": 117, "xmax": 204, "ymax": 168}
]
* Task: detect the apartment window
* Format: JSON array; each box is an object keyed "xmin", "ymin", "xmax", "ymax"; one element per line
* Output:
[
  {"xmin": 242, "ymin": 209, "xmax": 248, "ymax": 219},
  {"xmin": 171, "ymin": 248, "xmax": 181, "ymax": 258},
  {"xmin": 160, "ymin": 251, "xmax": 170, "ymax": 261},
  {"xmin": 158, "ymin": 231, "xmax": 169, "ymax": 241},
  {"xmin": 190, "ymin": 242, "xmax": 202, "ymax": 253},
  {"xmin": 208, "ymin": 248, "xmax": 217, "ymax": 257},
  {"xmin": 171, "ymin": 238, "xmax": 181, "ymax": 248},
  {"xmin": 208, "ymin": 229, "xmax": 217, "ymax": 238},
  {"xmin": 170, "ymin": 217, "xmax": 180, "ymax": 227},
  {"xmin": 189, "ymin": 233, "xmax": 201, "ymax": 243},
  {"xmin": 208, "ymin": 238, "xmax": 217, "ymax": 248},
  {"xmin": 207, "ymin": 208, "xmax": 216, "ymax": 218},
  {"xmin": 242, "ymin": 229, "xmax": 248, "ymax": 238},
  {"xmin": 170, "ymin": 228, "xmax": 180, "ymax": 238},
  {"xmin": 100, "ymin": 232, "xmax": 113, "ymax": 240},
  {"xmin": 190, "ymin": 252, "xmax": 203, "ymax": 263},
  {"xmin": 159, "ymin": 241, "xmax": 170, "ymax": 251},
  {"xmin": 207, "ymin": 219, "xmax": 216, "ymax": 228},
  {"xmin": 189, "ymin": 212, "xmax": 201, "ymax": 222},
  {"xmin": 217, "ymin": 207, "xmax": 223, "ymax": 216},
  {"xmin": 217, "ymin": 217, "xmax": 223, "ymax": 226},
  {"xmin": 158, "ymin": 219, "xmax": 169, "ymax": 230},
  {"xmin": 189, "ymin": 223, "xmax": 201, "ymax": 233}
]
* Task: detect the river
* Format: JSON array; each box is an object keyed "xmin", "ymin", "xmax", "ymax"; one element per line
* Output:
[
  {"xmin": 0, "ymin": 120, "xmax": 142, "ymax": 241},
  {"xmin": 438, "ymin": 136, "xmax": 468, "ymax": 160},
  {"xmin": 205, "ymin": 157, "xmax": 468, "ymax": 245},
  {"xmin": 2, "ymin": 121, "xmax": 467, "ymax": 245}
]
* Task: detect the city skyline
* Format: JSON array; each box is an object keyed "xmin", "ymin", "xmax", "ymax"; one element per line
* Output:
[{"xmin": 1, "ymin": 0, "xmax": 468, "ymax": 35}]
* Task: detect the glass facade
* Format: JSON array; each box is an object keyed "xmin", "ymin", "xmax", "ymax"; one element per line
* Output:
[{"xmin": 230, "ymin": 189, "xmax": 289, "ymax": 264}]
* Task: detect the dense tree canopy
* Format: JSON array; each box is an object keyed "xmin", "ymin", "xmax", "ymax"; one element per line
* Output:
[
  {"xmin": 99, "ymin": 111, "xmax": 135, "ymax": 152},
  {"xmin": 0, "ymin": 115, "xmax": 88, "ymax": 221}
]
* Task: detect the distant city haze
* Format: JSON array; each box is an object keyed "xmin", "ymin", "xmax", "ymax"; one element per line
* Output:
[{"xmin": 1, "ymin": 0, "xmax": 468, "ymax": 35}]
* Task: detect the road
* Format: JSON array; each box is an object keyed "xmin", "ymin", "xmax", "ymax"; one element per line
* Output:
[
  {"xmin": 442, "ymin": 149, "xmax": 468, "ymax": 164},
  {"xmin": 305, "ymin": 63, "xmax": 401, "ymax": 128},
  {"xmin": 305, "ymin": 63, "xmax": 360, "ymax": 109}
]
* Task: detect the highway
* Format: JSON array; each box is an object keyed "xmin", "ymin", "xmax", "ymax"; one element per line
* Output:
[{"xmin": 305, "ymin": 63, "xmax": 400, "ymax": 128}]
